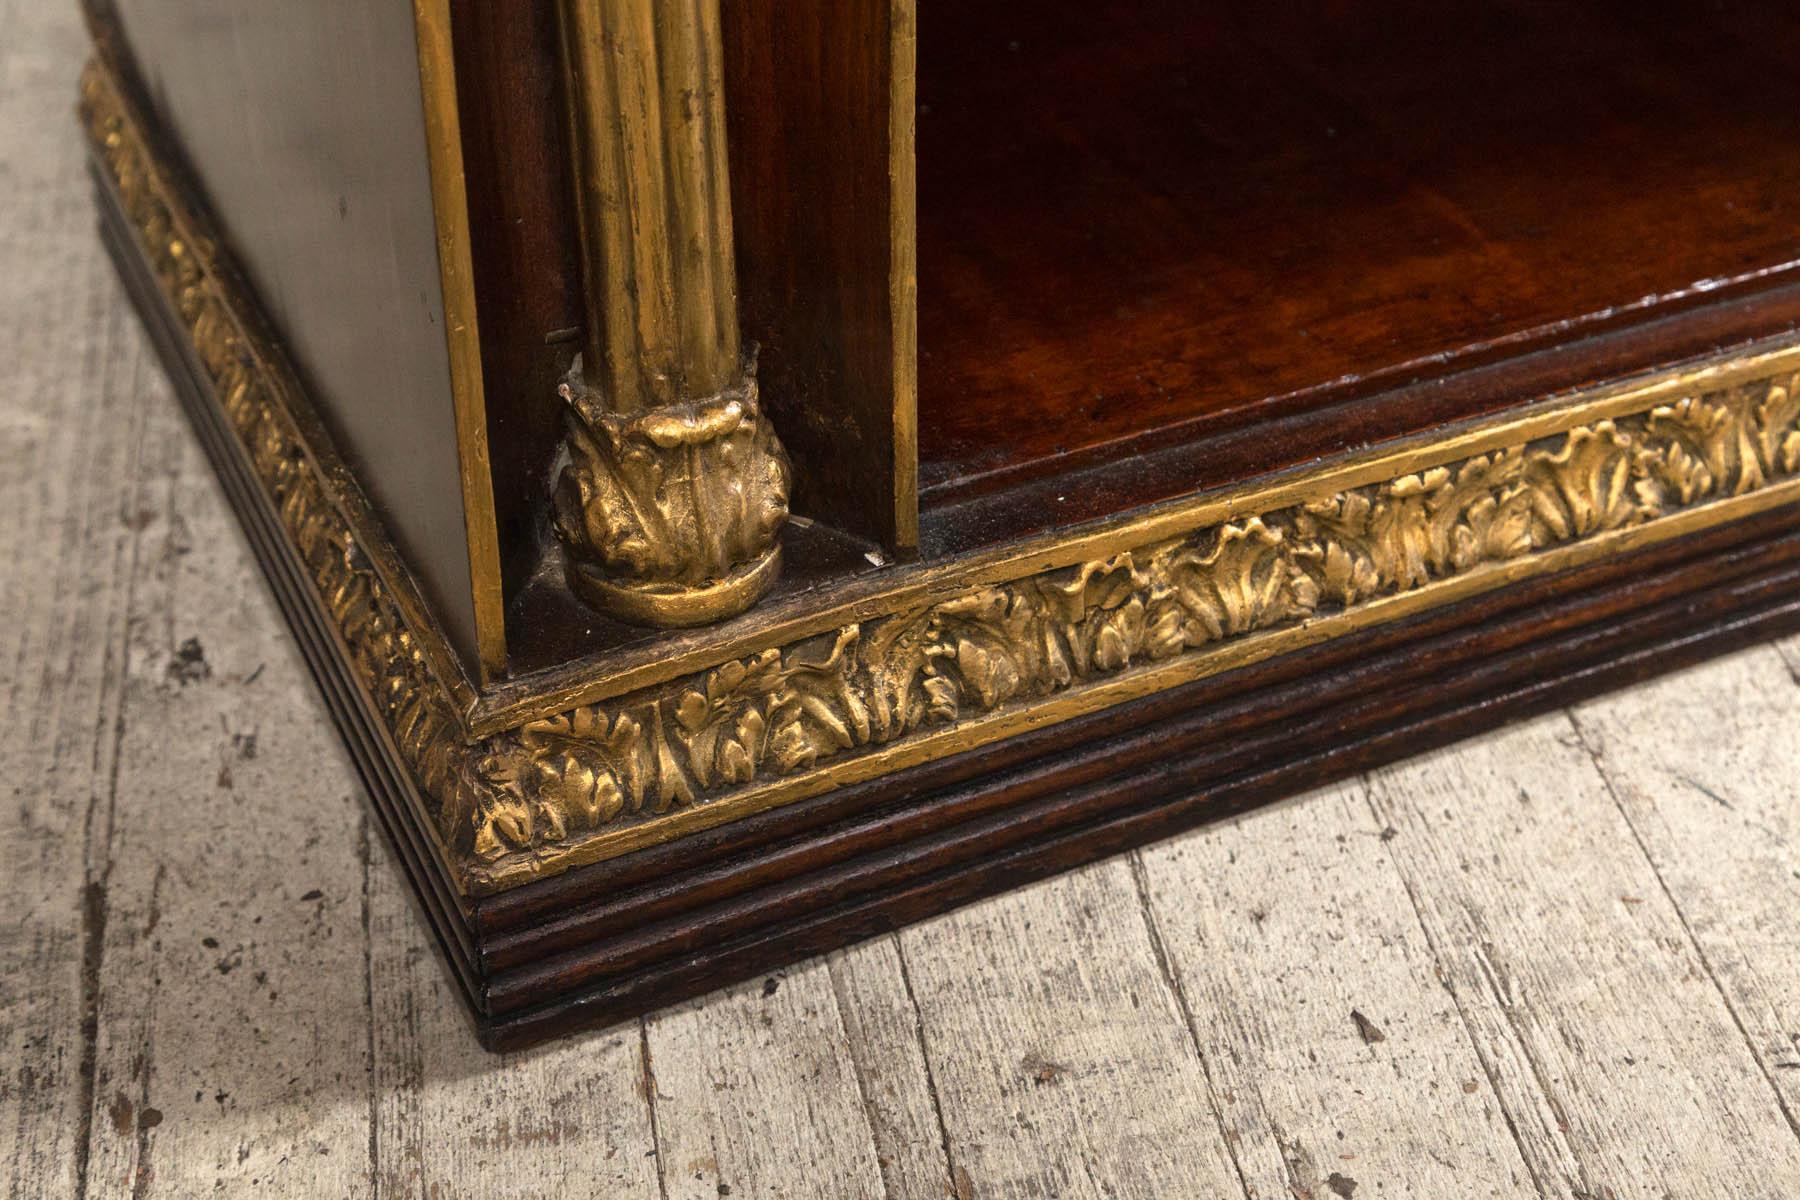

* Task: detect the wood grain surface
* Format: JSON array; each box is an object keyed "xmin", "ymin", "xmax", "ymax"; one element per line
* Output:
[
  {"xmin": 8, "ymin": 4, "xmax": 1800, "ymax": 1196},
  {"xmin": 918, "ymin": 0, "xmax": 1800, "ymax": 504}
]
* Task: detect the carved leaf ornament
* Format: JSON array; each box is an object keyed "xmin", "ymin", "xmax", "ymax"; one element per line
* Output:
[{"xmin": 463, "ymin": 392, "xmax": 1800, "ymax": 868}]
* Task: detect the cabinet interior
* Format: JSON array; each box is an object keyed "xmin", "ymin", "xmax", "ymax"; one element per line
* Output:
[{"xmin": 914, "ymin": 0, "xmax": 1800, "ymax": 545}]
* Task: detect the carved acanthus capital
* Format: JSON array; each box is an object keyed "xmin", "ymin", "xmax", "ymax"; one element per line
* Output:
[
  {"xmin": 553, "ymin": 359, "xmax": 791, "ymax": 626},
  {"xmin": 551, "ymin": 0, "xmax": 789, "ymax": 626}
]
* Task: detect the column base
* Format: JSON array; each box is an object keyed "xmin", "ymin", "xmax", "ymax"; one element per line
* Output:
[{"xmin": 567, "ymin": 544, "xmax": 783, "ymax": 628}]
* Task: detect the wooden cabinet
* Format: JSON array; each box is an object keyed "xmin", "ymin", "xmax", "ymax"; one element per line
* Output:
[{"xmin": 80, "ymin": 0, "xmax": 1800, "ymax": 1047}]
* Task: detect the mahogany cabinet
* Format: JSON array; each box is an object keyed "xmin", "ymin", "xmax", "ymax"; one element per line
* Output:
[{"xmin": 79, "ymin": 0, "xmax": 1800, "ymax": 1047}]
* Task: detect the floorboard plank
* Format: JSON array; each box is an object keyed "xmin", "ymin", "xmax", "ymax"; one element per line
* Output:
[
  {"xmin": 643, "ymin": 963, "xmax": 889, "ymax": 1200},
  {"xmin": 0, "ymin": 7, "xmax": 175, "ymax": 1195},
  {"xmin": 1569, "ymin": 646, "xmax": 1800, "ymax": 1138},
  {"xmin": 826, "ymin": 939, "xmax": 960, "ymax": 1200},
  {"xmin": 894, "ymin": 862, "xmax": 1249, "ymax": 1200},
  {"xmin": 1367, "ymin": 711, "xmax": 1800, "ymax": 1199},
  {"xmin": 0, "ymin": 206, "xmax": 148, "ymax": 1200},
  {"xmin": 366, "ymin": 837, "xmax": 660, "ymax": 1199},
  {"xmin": 75, "ymin": 366, "xmax": 377, "ymax": 1198},
  {"xmin": 1773, "ymin": 633, "xmax": 1800, "ymax": 682},
  {"xmin": 1134, "ymin": 784, "xmax": 1537, "ymax": 1198}
]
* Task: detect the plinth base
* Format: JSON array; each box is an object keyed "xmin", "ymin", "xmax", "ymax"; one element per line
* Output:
[{"xmin": 567, "ymin": 546, "xmax": 783, "ymax": 628}]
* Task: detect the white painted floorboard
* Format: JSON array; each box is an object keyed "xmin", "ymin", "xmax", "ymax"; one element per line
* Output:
[{"xmin": 7, "ymin": 6, "xmax": 1800, "ymax": 1196}]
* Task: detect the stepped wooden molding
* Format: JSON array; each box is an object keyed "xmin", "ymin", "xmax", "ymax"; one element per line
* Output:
[{"xmin": 83, "ymin": 54, "xmax": 1800, "ymax": 895}]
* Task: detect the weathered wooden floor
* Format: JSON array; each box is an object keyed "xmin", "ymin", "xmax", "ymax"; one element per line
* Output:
[{"xmin": 8, "ymin": 6, "xmax": 1800, "ymax": 1197}]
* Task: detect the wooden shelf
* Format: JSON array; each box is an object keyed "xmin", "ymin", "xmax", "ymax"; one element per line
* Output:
[{"xmin": 918, "ymin": 0, "xmax": 1800, "ymax": 527}]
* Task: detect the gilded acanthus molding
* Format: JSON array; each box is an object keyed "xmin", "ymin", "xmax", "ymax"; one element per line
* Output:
[
  {"xmin": 461, "ymin": 387, "xmax": 1800, "ymax": 880},
  {"xmin": 86, "ymin": 57, "xmax": 1800, "ymax": 895}
]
